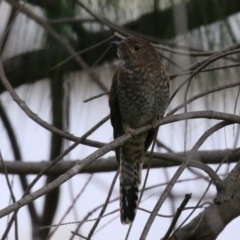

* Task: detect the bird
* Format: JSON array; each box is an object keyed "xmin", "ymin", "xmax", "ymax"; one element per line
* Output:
[{"xmin": 109, "ymin": 36, "xmax": 169, "ymax": 224}]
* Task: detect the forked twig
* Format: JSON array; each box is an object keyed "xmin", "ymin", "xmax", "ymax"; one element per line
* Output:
[{"xmin": 162, "ymin": 194, "xmax": 191, "ymax": 240}]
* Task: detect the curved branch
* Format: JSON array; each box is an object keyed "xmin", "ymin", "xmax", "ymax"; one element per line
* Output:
[
  {"xmin": 169, "ymin": 161, "xmax": 240, "ymax": 240},
  {"xmin": 0, "ymin": 101, "xmax": 39, "ymax": 228},
  {"xmin": 140, "ymin": 121, "xmax": 231, "ymax": 239}
]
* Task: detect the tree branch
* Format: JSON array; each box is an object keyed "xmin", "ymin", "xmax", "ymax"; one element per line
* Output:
[
  {"xmin": 140, "ymin": 121, "xmax": 231, "ymax": 239},
  {"xmin": 169, "ymin": 161, "xmax": 240, "ymax": 240},
  {"xmin": 0, "ymin": 149, "xmax": 239, "ymax": 175}
]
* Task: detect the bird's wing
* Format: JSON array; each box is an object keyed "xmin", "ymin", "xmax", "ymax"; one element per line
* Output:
[
  {"xmin": 145, "ymin": 72, "xmax": 170, "ymax": 152},
  {"xmin": 109, "ymin": 67, "xmax": 122, "ymax": 162},
  {"xmin": 144, "ymin": 125, "xmax": 159, "ymax": 152}
]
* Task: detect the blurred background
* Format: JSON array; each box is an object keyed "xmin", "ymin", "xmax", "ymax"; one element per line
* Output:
[{"xmin": 0, "ymin": 0, "xmax": 240, "ymax": 239}]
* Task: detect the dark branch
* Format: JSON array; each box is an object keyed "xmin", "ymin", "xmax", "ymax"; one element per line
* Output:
[
  {"xmin": 169, "ymin": 161, "xmax": 240, "ymax": 240},
  {"xmin": 0, "ymin": 149, "xmax": 239, "ymax": 175}
]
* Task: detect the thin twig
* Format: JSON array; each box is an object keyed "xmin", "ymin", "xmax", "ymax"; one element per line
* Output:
[
  {"xmin": 154, "ymin": 43, "xmax": 240, "ymax": 64},
  {"xmin": 114, "ymin": 32, "xmax": 240, "ymax": 58},
  {"xmin": 154, "ymin": 44, "xmax": 216, "ymax": 57},
  {"xmin": 0, "ymin": 150, "xmax": 18, "ymax": 240},
  {"xmin": 47, "ymin": 17, "xmax": 96, "ymax": 25},
  {"xmin": 138, "ymin": 207, "xmax": 174, "ymax": 218},
  {"xmin": 81, "ymin": 65, "xmax": 240, "ymax": 104},
  {"xmin": 162, "ymin": 168, "xmax": 176, "ymax": 225},
  {"xmin": 41, "ymin": 209, "xmax": 119, "ymax": 229},
  {"xmin": 87, "ymin": 171, "xmax": 119, "ymax": 239},
  {"xmin": 76, "ymin": 1, "xmax": 132, "ymax": 37},
  {"xmin": 233, "ymin": 85, "xmax": 240, "ymax": 147},
  {"xmin": 188, "ymin": 41, "xmax": 240, "ymax": 71},
  {"xmin": 90, "ymin": 45, "xmax": 112, "ymax": 69},
  {"xmin": 0, "ymin": 2, "xmax": 26, "ymax": 52},
  {"xmin": 2, "ymin": 115, "xmax": 109, "ymax": 237},
  {"xmin": 150, "ymin": 152, "xmax": 224, "ymax": 189},
  {"xmin": 169, "ymin": 48, "xmax": 240, "ymax": 104},
  {"xmin": 69, "ymin": 197, "xmax": 118, "ymax": 240},
  {"xmin": 5, "ymin": 0, "xmax": 86, "ymax": 69},
  {"xmin": 155, "ymin": 139, "xmax": 174, "ymax": 152},
  {"xmin": 83, "ymin": 91, "xmax": 110, "ymax": 103},
  {"xmin": 161, "ymin": 194, "xmax": 191, "ymax": 240},
  {"xmin": 183, "ymin": 74, "xmax": 192, "ymax": 152},
  {"xmin": 71, "ymin": 232, "xmax": 88, "ymax": 239},
  {"xmin": 6, "ymin": 0, "xmax": 109, "ymax": 92},
  {"xmin": 94, "ymin": 215, "xmax": 119, "ymax": 234},
  {"xmin": 50, "ymin": 35, "xmax": 115, "ymax": 70},
  {"xmin": 0, "ymin": 50, "xmax": 110, "ymax": 146},
  {"xmin": 170, "ymin": 63, "xmax": 240, "ymax": 80},
  {"xmin": 47, "ymin": 175, "xmax": 93, "ymax": 239},
  {"xmin": 168, "ymin": 81, "xmax": 240, "ymax": 116},
  {"xmin": 159, "ymin": 52, "xmax": 185, "ymax": 70}
]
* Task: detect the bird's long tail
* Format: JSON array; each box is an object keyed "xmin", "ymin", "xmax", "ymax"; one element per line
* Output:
[{"xmin": 119, "ymin": 137, "xmax": 145, "ymax": 224}]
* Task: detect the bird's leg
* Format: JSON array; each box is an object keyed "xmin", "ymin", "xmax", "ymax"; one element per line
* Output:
[{"xmin": 123, "ymin": 122, "xmax": 137, "ymax": 137}]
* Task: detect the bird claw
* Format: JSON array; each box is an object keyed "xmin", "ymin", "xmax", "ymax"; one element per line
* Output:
[{"xmin": 126, "ymin": 127, "xmax": 137, "ymax": 137}]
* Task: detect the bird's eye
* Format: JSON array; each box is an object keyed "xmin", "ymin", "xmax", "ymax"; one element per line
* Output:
[{"xmin": 133, "ymin": 44, "xmax": 141, "ymax": 51}]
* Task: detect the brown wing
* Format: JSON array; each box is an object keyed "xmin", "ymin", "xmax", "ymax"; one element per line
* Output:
[
  {"xmin": 144, "ymin": 127, "xmax": 158, "ymax": 152},
  {"xmin": 109, "ymin": 67, "xmax": 122, "ymax": 162}
]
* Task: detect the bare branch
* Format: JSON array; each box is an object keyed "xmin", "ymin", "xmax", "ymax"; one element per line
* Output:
[
  {"xmin": 50, "ymin": 35, "xmax": 115, "ymax": 71},
  {"xmin": 162, "ymin": 194, "xmax": 191, "ymax": 240},
  {"xmin": 0, "ymin": 150, "xmax": 19, "ymax": 240},
  {"xmin": 170, "ymin": 48, "xmax": 240, "ymax": 103},
  {"xmin": 47, "ymin": 17, "xmax": 96, "ymax": 25},
  {"xmin": 140, "ymin": 121, "xmax": 231, "ymax": 239},
  {"xmin": 83, "ymin": 91, "xmax": 110, "ymax": 103},
  {"xmin": 5, "ymin": 0, "xmax": 109, "ymax": 92},
  {"xmin": 0, "ymin": 149, "xmax": 239, "ymax": 175},
  {"xmin": 169, "ymin": 161, "xmax": 240, "ymax": 240},
  {"xmin": 47, "ymin": 176, "xmax": 93, "ymax": 239},
  {"xmin": 170, "ymin": 63, "xmax": 240, "ymax": 80},
  {"xmin": 168, "ymin": 81, "xmax": 240, "ymax": 115},
  {"xmin": 1, "ymin": 113, "xmax": 110, "ymax": 238},
  {"xmin": 87, "ymin": 171, "xmax": 119, "ymax": 239}
]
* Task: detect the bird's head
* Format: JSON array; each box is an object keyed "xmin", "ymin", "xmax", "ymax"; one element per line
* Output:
[{"xmin": 110, "ymin": 36, "xmax": 159, "ymax": 66}]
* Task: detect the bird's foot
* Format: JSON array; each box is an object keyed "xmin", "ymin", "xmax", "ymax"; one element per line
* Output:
[{"xmin": 126, "ymin": 127, "xmax": 137, "ymax": 137}]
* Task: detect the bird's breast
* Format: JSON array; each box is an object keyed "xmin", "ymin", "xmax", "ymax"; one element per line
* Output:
[{"xmin": 117, "ymin": 65, "xmax": 169, "ymax": 127}]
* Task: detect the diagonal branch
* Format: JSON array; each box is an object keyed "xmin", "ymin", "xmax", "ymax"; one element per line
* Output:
[
  {"xmin": 140, "ymin": 121, "xmax": 231, "ymax": 239},
  {"xmin": 0, "ymin": 120, "xmax": 233, "ymax": 219},
  {"xmin": 169, "ymin": 160, "xmax": 240, "ymax": 240},
  {"xmin": 5, "ymin": 0, "xmax": 109, "ymax": 92}
]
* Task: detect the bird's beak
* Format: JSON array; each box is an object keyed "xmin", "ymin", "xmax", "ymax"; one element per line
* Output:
[{"xmin": 110, "ymin": 40, "xmax": 122, "ymax": 46}]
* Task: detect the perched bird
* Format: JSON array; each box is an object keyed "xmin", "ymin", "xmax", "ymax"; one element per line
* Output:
[{"xmin": 109, "ymin": 36, "xmax": 169, "ymax": 224}]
